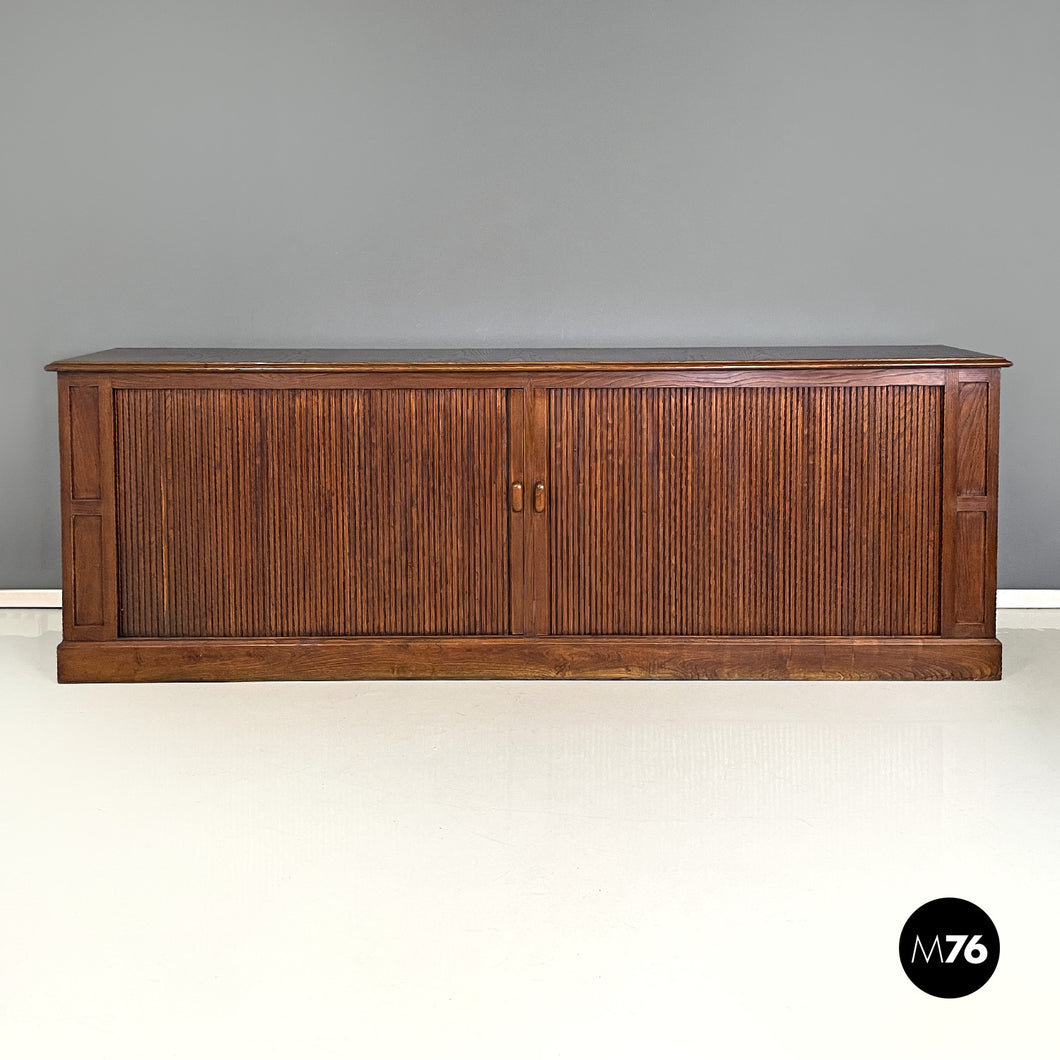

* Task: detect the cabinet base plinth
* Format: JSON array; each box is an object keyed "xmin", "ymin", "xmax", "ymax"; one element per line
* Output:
[{"xmin": 57, "ymin": 636, "xmax": 1002, "ymax": 683}]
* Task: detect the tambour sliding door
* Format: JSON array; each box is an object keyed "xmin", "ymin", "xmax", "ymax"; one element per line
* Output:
[
  {"xmin": 114, "ymin": 385, "xmax": 515, "ymax": 638},
  {"xmin": 543, "ymin": 382, "xmax": 944, "ymax": 638}
]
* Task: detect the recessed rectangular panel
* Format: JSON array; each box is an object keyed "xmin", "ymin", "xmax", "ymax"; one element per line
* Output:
[
  {"xmin": 71, "ymin": 514, "xmax": 104, "ymax": 626},
  {"xmin": 957, "ymin": 382, "xmax": 988, "ymax": 497},
  {"xmin": 955, "ymin": 510, "xmax": 987, "ymax": 625},
  {"xmin": 69, "ymin": 386, "xmax": 101, "ymax": 500},
  {"xmin": 114, "ymin": 388, "xmax": 510, "ymax": 637},
  {"xmin": 548, "ymin": 385, "xmax": 943, "ymax": 636}
]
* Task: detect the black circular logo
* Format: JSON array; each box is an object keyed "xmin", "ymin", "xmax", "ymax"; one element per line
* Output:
[{"xmin": 899, "ymin": 898, "xmax": 999, "ymax": 997}]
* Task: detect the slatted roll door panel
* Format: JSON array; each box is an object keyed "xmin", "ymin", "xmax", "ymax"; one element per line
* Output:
[
  {"xmin": 115, "ymin": 388, "xmax": 510, "ymax": 637},
  {"xmin": 548, "ymin": 386, "xmax": 942, "ymax": 637}
]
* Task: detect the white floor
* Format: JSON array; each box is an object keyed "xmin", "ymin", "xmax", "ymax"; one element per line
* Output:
[{"xmin": 1, "ymin": 610, "xmax": 1058, "ymax": 1059}]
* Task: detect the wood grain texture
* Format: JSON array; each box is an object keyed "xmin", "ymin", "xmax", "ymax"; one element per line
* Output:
[
  {"xmin": 68, "ymin": 385, "xmax": 101, "ymax": 500},
  {"xmin": 957, "ymin": 381, "xmax": 988, "ymax": 497},
  {"xmin": 71, "ymin": 515, "xmax": 104, "ymax": 626},
  {"xmin": 46, "ymin": 345, "xmax": 1012, "ymax": 372},
  {"xmin": 525, "ymin": 387, "xmax": 551, "ymax": 636},
  {"xmin": 979, "ymin": 369, "xmax": 1001, "ymax": 638},
  {"xmin": 58, "ymin": 377, "xmax": 119, "ymax": 640},
  {"xmin": 56, "ymin": 635, "xmax": 1002, "ymax": 682},
  {"xmin": 547, "ymin": 385, "xmax": 942, "ymax": 637},
  {"xmin": 955, "ymin": 510, "xmax": 987, "ymax": 625},
  {"xmin": 83, "ymin": 367, "xmax": 953, "ymax": 391},
  {"xmin": 114, "ymin": 387, "xmax": 510, "ymax": 637},
  {"xmin": 944, "ymin": 368, "xmax": 1001, "ymax": 639},
  {"xmin": 50, "ymin": 350, "xmax": 1008, "ymax": 682},
  {"xmin": 507, "ymin": 388, "xmax": 526, "ymax": 635}
]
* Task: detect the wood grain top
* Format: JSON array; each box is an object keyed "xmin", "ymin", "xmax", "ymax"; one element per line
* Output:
[{"xmin": 47, "ymin": 345, "xmax": 1012, "ymax": 372}]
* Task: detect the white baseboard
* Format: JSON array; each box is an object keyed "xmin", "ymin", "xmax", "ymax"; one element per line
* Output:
[
  {"xmin": 1, "ymin": 589, "xmax": 1058, "ymax": 610},
  {"xmin": 0, "ymin": 590, "xmax": 62, "ymax": 608},
  {"xmin": 995, "ymin": 589, "xmax": 1060, "ymax": 609}
]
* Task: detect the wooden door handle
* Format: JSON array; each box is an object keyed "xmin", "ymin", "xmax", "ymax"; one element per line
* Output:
[
  {"xmin": 533, "ymin": 481, "xmax": 546, "ymax": 512},
  {"xmin": 510, "ymin": 482, "xmax": 524, "ymax": 512}
]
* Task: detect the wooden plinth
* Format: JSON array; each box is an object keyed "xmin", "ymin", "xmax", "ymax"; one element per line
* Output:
[{"xmin": 57, "ymin": 636, "xmax": 1002, "ymax": 683}]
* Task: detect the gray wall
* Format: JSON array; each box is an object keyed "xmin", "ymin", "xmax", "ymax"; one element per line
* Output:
[{"xmin": 2, "ymin": 0, "xmax": 1057, "ymax": 589}]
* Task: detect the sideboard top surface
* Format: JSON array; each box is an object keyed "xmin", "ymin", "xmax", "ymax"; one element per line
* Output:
[{"xmin": 47, "ymin": 345, "xmax": 1012, "ymax": 373}]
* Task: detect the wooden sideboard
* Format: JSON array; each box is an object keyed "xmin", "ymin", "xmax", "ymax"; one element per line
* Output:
[{"xmin": 47, "ymin": 346, "xmax": 1009, "ymax": 681}]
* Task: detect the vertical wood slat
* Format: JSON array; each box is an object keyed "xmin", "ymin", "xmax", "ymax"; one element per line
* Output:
[
  {"xmin": 508, "ymin": 388, "xmax": 526, "ymax": 635},
  {"xmin": 96, "ymin": 378, "xmax": 119, "ymax": 639},
  {"xmin": 525, "ymin": 387, "xmax": 551, "ymax": 635},
  {"xmin": 115, "ymin": 388, "xmax": 510, "ymax": 637},
  {"xmin": 547, "ymin": 385, "xmax": 943, "ymax": 637}
]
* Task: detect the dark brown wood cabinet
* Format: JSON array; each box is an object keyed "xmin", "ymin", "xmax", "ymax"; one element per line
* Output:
[{"xmin": 48, "ymin": 346, "xmax": 1009, "ymax": 681}]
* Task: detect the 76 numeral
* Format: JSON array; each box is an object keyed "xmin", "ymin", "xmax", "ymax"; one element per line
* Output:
[{"xmin": 945, "ymin": 934, "xmax": 988, "ymax": 964}]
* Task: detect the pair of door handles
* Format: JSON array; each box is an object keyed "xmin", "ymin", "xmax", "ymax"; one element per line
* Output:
[{"xmin": 509, "ymin": 482, "xmax": 545, "ymax": 513}]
